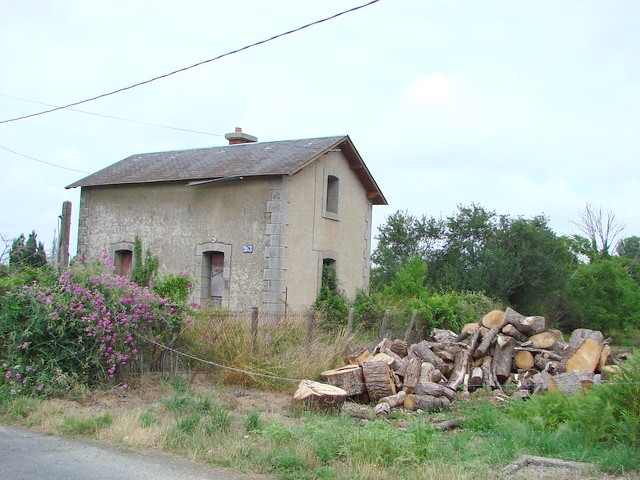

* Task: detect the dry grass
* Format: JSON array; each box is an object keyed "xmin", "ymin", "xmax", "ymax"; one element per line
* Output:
[{"xmin": 179, "ymin": 308, "xmax": 354, "ymax": 390}]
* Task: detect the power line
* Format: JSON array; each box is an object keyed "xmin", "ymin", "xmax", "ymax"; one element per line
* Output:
[
  {"xmin": 0, "ymin": 0, "xmax": 382, "ymax": 125},
  {"xmin": 0, "ymin": 145, "xmax": 89, "ymax": 174},
  {"xmin": 0, "ymin": 94, "xmax": 224, "ymax": 137}
]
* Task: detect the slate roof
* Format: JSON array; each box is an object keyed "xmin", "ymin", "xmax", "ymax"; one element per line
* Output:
[{"xmin": 66, "ymin": 135, "xmax": 387, "ymax": 205}]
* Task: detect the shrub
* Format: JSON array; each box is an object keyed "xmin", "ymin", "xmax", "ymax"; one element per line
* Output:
[{"xmin": 0, "ymin": 256, "xmax": 180, "ymax": 396}]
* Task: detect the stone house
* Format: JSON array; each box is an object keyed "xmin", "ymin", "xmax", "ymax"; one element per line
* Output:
[{"xmin": 66, "ymin": 129, "xmax": 387, "ymax": 314}]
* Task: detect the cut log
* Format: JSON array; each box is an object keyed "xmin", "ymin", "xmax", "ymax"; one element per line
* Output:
[
  {"xmin": 504, "ymin": 307, "xmax": 547, "ymax": 336},
  {"xmin": 293, "ymin": 380, "xmax": 348, "ymax": 412},
  {"xmin": 377, "ymin": 390, "xmax": 407, "ymax": 409},
  {"xmin": 362, "ymin": 360, "xmax": 396, "ymax": 402},
  {"xmin": 419, "ymin": 361, "xmax": 444, "ymax": 384},
  {"xmin": 513, "ymin": 350, "xmax": 535, "ymax": 370},
  {"xmin": 382, "ymin": 348, "xmax": 406, "ymax": 371},
  {"xmin": 390, "ymin": 339, "xmax": 409, "ymax": 358},
  {"xmin": 409, "ymin": 341, "xmax": 442, "ymax": 367},
  {"xmin": 534, "ymin": 353, "xmax": 560, "ymax": 374},
  {"xmin": 373, "ymin": 338, "xmax": 392, "ymax": 355},
  {"xmin": 568, "ymin": 329, "xmax": 604, "ymax": 350},
  {"xmin": 400, "ymin": 356, "xmax": 422, "ymax": 393},
  {"xmin": 566, "ymin": 338, "xmax": 602, "ymax": 373},
  {"xmin": 467, "ymin": 327, "xmax": 482, "ymax": 352},
  {"xmin": 481, "ymin": 310, "xmax": 506, "ymax": 329},
  {"xmin": 530, "ymin": 370, "xmax": 553, "ymax": 393},
  {"xmin": 320, "ymin": 365, "xmax": 366, "ymax": 396},
  {"xmin": 474, "ymin": 327, "xmax": 499, "ymax": 358},
  {"xmin": 599, "ymin": 344, "xmax": 611, "ymax": 372},
  {"xmin": 448, "ymin": 347, "xmax": 471, "ymax": 391},
  {"xmin": 481, "ymin": 355, "xmax": 496, "ymax": 390},
  {"xmin": 548, "ymin": 371, "xmax": 594, "ymax": 395},
  {"xmin": 469, "ymin": 366, "xmax": 484, "ymax": 390},
  {"xmin": 501, "ymin": 323, "xmax": 529, "ymax": 342},
  {"xmin": 414, "ymin": 382, "xmax": 456, "ymax": 400},
  {"xmin": 430, "ymin": 329, "xmax": 458, "ymax": 344},
  {"xmin": 455, "ymin": 322, "xmax": 480, "ymax": 342},
  {"xmin": 493, "ymin": 334, "xmax": 516, "ymax": 384},
  {"xmin": 344, "ymin": 347, "xmax": 372, "ymax": 366},
  {"xmin": 527, "ymin": 330, "xmax": 563, "ymax": 349},
  {"xmin": 514, "ymin": 347, "xmax": 562, "ymax": 360},
  {"xmin": 372, "ymin": 352, "xmax": 403, "ymax": 371},
  {"xmin": 404, "ymin": 394, "xmax": 452, "ymax": 411}
]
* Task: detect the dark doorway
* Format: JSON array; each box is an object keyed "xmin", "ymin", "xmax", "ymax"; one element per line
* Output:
[
  {"xmin": 114, "ymin": 249, "xmax": 133, "ymax": 277},
  {"xmin": 208, "ymin": 251, "xmax": 225, "ymax": 306}
]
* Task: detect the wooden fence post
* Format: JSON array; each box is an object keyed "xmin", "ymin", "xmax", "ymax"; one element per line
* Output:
[
  {"xmin": 251, "ymin": 307, "xmax": 259, "ymax": 354},
  {"xmin": 378, "ymin": 309, "xmax": 390, "ymax": 340},
  {"xmin": 307, "ymin": 308, "xmax": 315, "ymax": 346},
  {"xmin": 404, "ymin": 310, "xmax": 417, "ymax": 342},
  {"xmin": 346, "ymin": 307, "xmax": 354, "ymax": 337}
]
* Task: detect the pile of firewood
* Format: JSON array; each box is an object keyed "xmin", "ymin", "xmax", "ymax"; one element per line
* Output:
[{"xmin": 293, "ymin": 307, "xmax": 619, "ymax": 413}]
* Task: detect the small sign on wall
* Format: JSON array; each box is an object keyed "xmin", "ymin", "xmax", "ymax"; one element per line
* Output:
[{"xmin": 243, "ymin": 244, "xmax": 253, "ymax": 253}]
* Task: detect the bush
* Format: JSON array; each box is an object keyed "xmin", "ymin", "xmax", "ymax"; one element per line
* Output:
[
  {"xmin": 0, "ymin": 257, "xmax": 180, "ymax": 396},
  {"xmin": 152, "ymin": 272, "xmax": 194, "ymax": 306}
]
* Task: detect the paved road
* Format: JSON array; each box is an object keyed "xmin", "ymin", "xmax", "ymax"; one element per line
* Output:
[{"xmin": 0, "ymin": 425, "xmax": 265, "ymax": 480}]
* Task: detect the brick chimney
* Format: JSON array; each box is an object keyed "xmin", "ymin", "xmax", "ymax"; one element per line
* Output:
[{"xmin": 225, "ymin": 127, "xmax": 257, "ymax": 145}]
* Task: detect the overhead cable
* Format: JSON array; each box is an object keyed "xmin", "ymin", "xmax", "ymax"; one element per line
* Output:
[
  {"xmin": 0, "ymin": 0, "xmax": 382, "ymax": 125},
  {"xmin": 0, "ymin": 94, "xmax": 224, "ymax": 137},
  {"xmin": 0, "ymin": 145, "xmax": 89, "ymax": 174}
]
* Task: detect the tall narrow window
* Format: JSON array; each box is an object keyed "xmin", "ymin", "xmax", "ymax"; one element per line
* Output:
[{"xmin": 326, "ymin": 175, "xmax": 339, "ymax": 214}]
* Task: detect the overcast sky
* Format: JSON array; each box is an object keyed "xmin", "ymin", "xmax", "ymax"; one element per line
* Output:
[{"xmin": 1, "ymin": 0, "xmax": 638, "ymax": 260}]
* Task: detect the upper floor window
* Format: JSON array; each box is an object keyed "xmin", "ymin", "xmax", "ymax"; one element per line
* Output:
[{"xmin": 322, "ymin": 170, "xmax": 340, "ymax": 220}]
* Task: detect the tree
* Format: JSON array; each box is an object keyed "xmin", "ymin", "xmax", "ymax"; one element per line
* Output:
[
  {"xmin": 9, "ymin": 231, "xmax": 47, "ymax": 269},
  {"xmin": 572, "ymin": 202, "xmax": 625, "ymax": 259},
  {"xmin": 562, "ymin": 258, "xmax": 640, "ymax": 333},
  {"xmin": 129, "ymin": 236, "xmax": 158, "ymax": 287},
  {"xmin": 616, "ymin": 236, "xmax": 640, "ymax": 260},
  {"xmin": 371, "ymin": 210, "xmax": 443, "ymax": 288}
]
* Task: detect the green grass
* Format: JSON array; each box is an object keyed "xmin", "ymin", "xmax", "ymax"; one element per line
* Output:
[{"xmin": 60, "ymin": 413, "xmax": 113, "ymax": 436}]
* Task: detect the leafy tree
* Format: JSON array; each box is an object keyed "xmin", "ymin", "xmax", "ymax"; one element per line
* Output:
[
  {"xmin": 371, "ymin": 210, "xmax": 443, "ymax": 288},
  {"xmin": 562, "ymin": 257, "xmax": 640, "ymax": 333},
  {"xmin": 616, "ymin": 236, "xmax": 640, "ymax": 260},
  {"xmin": 371, "ymin": 204, "xmax": 575, "ymax": 318},
  {"xmin": 129, "ymin": 235, "xmax": 158, "ymax": 287},
  {"xmin": 9, "ymin": 231, "xmax": 47, "ymax": 269}
]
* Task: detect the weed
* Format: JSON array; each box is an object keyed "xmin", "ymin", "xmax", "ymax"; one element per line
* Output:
[
  {"xmin": 176, "ymin": 413, "xmax": 201, "ymax": 434},
  {"xmin": 204, "ymin": 408, "xmax": 231, "ymax": 434},
  {"xmin": 139, "ymin": 410, "xmax": 160, "ymax": 428},
  {"xmin": 244, "ymin": 410, "xmax": 262, "ymax": 432},
  {"xmin": 60, "ymin": 413, "xmax": 113, "ymax": 436}
]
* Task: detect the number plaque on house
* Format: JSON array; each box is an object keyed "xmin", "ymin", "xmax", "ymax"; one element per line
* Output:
[{"xmin": 243, "ymin": 244, "xmax": 253, "ymax": 253}]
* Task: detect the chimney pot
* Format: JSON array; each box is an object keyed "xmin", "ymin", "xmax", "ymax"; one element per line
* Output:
[{"xmin": 225, "ymin": 127, "xmax": 257, "ymax": 145}]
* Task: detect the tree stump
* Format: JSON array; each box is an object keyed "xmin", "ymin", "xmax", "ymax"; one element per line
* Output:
[
  {"xmin": 481, "ymin": 310, "xmax": 506, "ymax": 329},
  {"xmin": 404, "ymin": 394, "xmax": 451, "ymax": 411}
]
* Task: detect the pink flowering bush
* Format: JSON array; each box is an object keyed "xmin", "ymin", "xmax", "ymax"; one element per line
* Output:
[{"xmin": 0, "ymin": 257, "xmax": 181, "ymax": 396}]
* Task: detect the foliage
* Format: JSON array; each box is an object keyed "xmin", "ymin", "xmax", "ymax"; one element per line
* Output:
[
  {"xmin": 314, "ymin": 262, "xmax": 349, "ymax": 328},
  {"xmin": 151, "ymin": 272, "xmax": 193, "ymax": 306},
  {"xmin": 561, "ymin": 257, "xmax": 640, "ymax": 333},
  {"xmin": 129, "ymin": 235, "xmax": 158, "ymax": 287},
  {"xmin": 0, "ymin": 256, "xmax": 180, "ymax": 396},
  {"xmin": 371, "ymin": 210, "xmax": 443, "ymax": 288},
  {"xmin": 9, "ymin": 231, "xmax": 47, "ymax": 269},
  {"xmin": 617, "ymin": 235, "xmax": 640, "ymax": 260},
  {"xmin": 371, "ymin": 205, "xmax": 574, "ymax": 319}
]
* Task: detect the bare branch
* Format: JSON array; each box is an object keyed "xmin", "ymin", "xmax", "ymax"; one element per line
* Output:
[{"xmin": 572, "ymin": 202, "xmax": 625, "ymax": 257}]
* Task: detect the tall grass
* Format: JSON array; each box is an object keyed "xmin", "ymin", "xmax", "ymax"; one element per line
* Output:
[{"xmin": 179, "ymin": 308, "xmax": 352, "ymax": 389}]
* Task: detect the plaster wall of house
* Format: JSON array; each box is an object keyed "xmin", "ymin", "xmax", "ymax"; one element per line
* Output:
[
  {"xmin": 285, "ymin": 150, "xmax": 373, "ymax": 310},
  {"xmin": 77, "ymin": 177, "xmax": 279, "ymax": 311}
]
